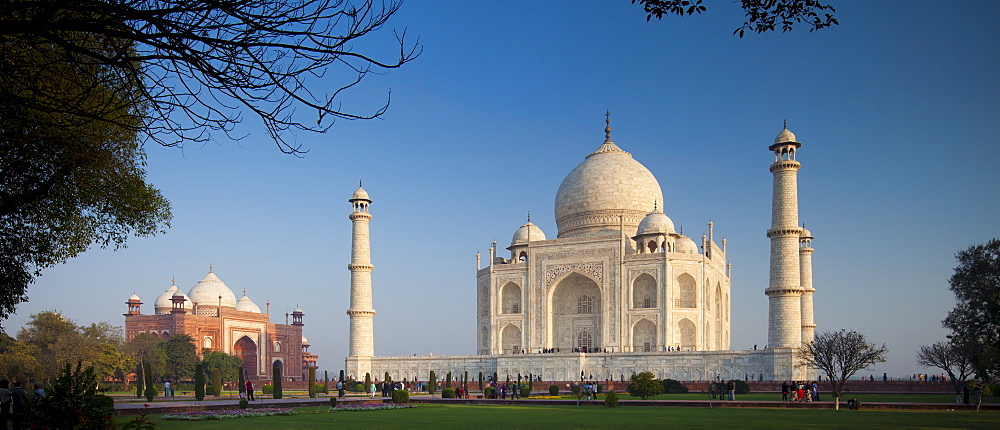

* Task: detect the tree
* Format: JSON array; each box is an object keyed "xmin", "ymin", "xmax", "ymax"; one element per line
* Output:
[
  {"xmin": 34, "ymin": 361, "xmax": 115, "ymax": 429},
  {"xmin": 308, "ymin": 367, "xmax": 317, "ymax": 398},
  {"xmin": 201, "ymin": 349, "xmax": 242, "ymax": 383},
  {"xmin": 0, "ymin": 0, "xmax": 421, "ymax": 154},
  {"xmin": 0, "ymin": 331, "xmax": 41, "ymax": 383},
  {"xmin": 124, "ymin": 333, "xmax": 166, "ymax": 382},
  {"xmin": 799, "ymin": 329, "xmax": 888, "ymax": 410},
  {"xmin": 428, "ymin": 371, "xmax": 436, "ymax": 394},
  {"xmin": 917, "ymin": 341, "xmax": 974, "ymax": 403},
  {"xmin": 211, "ymin": 368, "xmax": 222, "ymax": 396},
  {"xmin": 943, "ymin": 238, "xmax": 1000, "ymax": 383},
  {"xmin": 16, "ymin": 311, "xmax": 126, "ymax": 384},
  {"xmin": 273, "ymin": 364, "xmax": 283, "ymax": 399},
  {"xmin": 238, "ymin": 367, "xmax": 246, "ymax": 398},
  {"xmin": 160, "ymin": 334, "xmax": 197, "ymax": 381},
  {"xmin": 143, "ymin": 359, "xmax": 156, "ymax": 401},
  {"xmin": 627, "ymin": 372, "xmax": 663, "ymax": 400},
  {"xmin": 632, "ymin": 0, "xmax": 838, "ymax": 37},
  {"xmin": 194, "ymin": 364, "xmax": 205, "ymax": 401}
]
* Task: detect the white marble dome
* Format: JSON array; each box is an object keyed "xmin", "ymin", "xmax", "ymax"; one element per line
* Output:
[
  {"xmin": 800, "ymin": 227, "xmax": 813, "ymax": 239},
  {"xmin": 351, "ymin": 186, "xmax": 370, "ymax": 201},
  {"xmin": 235, "ymin": 291, "xmax": 262, "ymax": 313},
  {"xmin": 675, "ymin": 235, "xmax": 700, "ymax": 254},
  {"xmin": 302, "ymin": 336, "xmax": 309, "ymax": 345},
  {"xmin": 187, "ymin": 271, "xmax": 238, "ymax": 309},
  {"xmin": 774, "ymin": 128, "xmax": 797, "ymax": 145},
  {"xmin": 555, "ymin": 138, "xmax": 664, "ymax": 238},
  {"xmin": 154, "ymin": 283, "xmax": 192, "ymax": 314},
  {"xmin": 511, "ymin": 221, "xmax": 546, "ymax": 246},
  {"xmin": 637, "ymin": 210, "xmax": 675, "ymax": 235},
  {"xmin": 128, "ymin": 293, "xmax": 141, "ymax": 302}
]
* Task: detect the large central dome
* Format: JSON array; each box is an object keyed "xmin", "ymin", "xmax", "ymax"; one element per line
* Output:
[{"xmin": 555, "ymin": 122, "xmax": 663, "ymax": 238}]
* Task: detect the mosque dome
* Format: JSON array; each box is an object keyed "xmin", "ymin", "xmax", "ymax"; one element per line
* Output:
[
  {"xmin": 800, "ymin": 227, "xmax": 813, "ymax": 240},
  {"xmin": 154, "ymin": 282, "xmax": 192, "ymax": 314},
  {"xmin": 511, "ymin": 221, "xmax": 546, "ymax": 246},
  {"xmin": 636, "ymin": 207, "xmax": 675, "ymax": 236},
  {"xmin": 674, "ymin": 235, "xmax": 699, "ymax": 254},
  {"xmin": 128, "ymin": 293, "xmax": 141, "ymax": 302},
  {"xmin": 351, "ymin": 186, "xmax": 370, "ymax": 201},
  {"xmin": 187, "ymin": 271, "xmax": 238, "ymax": 309},
  {"xmin": 774, "ymin": 128, "xmax": 797, "ymax": 145},
  {"xmin": 235, "ymin": 291, "xmax": 262, "ymax": 313},
  {"xmin": 293, "ymin": 306, "xmax": 303, "ymax": 314},
  {"xmin": 555, "ymin": 118, "xmax": 664, "ymax": 238},
  {"xmin": 302, "ymin": 336, "xmax": 309, "ymax": 345},
  {"xmin": 172, "ymin": 290, "xmax": 185, "ymax": 299}
]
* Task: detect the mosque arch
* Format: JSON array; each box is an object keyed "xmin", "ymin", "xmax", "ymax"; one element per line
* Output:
[
  {"xmin": 677, "ymin": 273, "xmax": 697, "ymax": 308},
  {"xmin": 233, "ymin": 335, "xmax": 258, "ymax": 378},
  {"xmin": 549, "ymin": 272, "xmax": 602, "ymax": 351},
  {"xmin": 273, "ymin": 341, "xmax": 281, "ymax": 352},
  {"xmin": 632, "ymin": 274, "xmax": 656, "ymax": 309},
  {"xmin": 500, "ymin": 282, "xmax": 522, "ymax": 314},
  {"xmin": 632, "ymin": 319, "xmax": 656, "ymax": 352},
  {"xmin": 679, "ymin": 318, "xmax": 696, "ymax": 351},
  {"xmin": 203, "ymin": 336, "xmax": 213, "ymax": 349},
  {"xmin": 500, "ymin": 324, "xmax": 522, "ymax": 354}
]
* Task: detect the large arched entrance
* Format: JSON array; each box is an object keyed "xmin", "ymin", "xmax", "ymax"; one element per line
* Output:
[
  {"xmin": 632, "ymin": 319, "xmax": 656, "ymax": 352},
  {"xmin": 233, "ymin": 336, "xmax": 258, "ymax": 379},
  {"xmin": 500, "ymin": 324, "xmax": 522, "ymax": 354},
  {"xmin": 549, "ymin": 272, "xmax": 601, "ymax": 351}
]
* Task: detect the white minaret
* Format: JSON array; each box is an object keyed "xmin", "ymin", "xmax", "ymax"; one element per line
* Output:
[
  {"xmin": 346, "ymin": 183, "xmax": 374, "ymax": 378},
  {"xmin": 765, "ymin": 125, "xmax": 804, "ymax": 348},
  {"xmin": 799, "ymin": 226, "xmax": 816, "ymax": 345}
]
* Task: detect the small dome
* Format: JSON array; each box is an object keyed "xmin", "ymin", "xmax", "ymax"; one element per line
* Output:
[
  {"xmin": 187, "ymin": 271, "xmax": 239, "ymax": 309},
  {"xmin": 154, "ymin": 283, "xmax": 192, "ymax": 314},
  {"xmin": 236, "ymin": 291, "xmax": 262, "ymax": 313},
  {"xmin": 293, "ymin": 306, "xmax": 303, "ymax": 314},
  {"xmin": 511, "ymin": 221, "xmax": 546, "ymax": 246},
  {"xmin": 675, "ymin": 235, "xmax": 699, "ymax": 254},
  {"xmin": 301, "ymin": 336, "xmax": 309, "ymax": 345},
  {"xmin": 172, "ymin": 290, "xmax": 185, "ymax": 298},
  {"xmin": 637, "ymin": 209, "xmax": 675, "ymax": 235},
  {"xmin": 800, "ymin": 227, "xmax": 813, "ymax": 239},
  {"xmin": 350, "ymin": 186, "xmax": 370, "ymax": 201},
  {"xmin": 128, "ymin": 293, "xmax": 141, "ymax": 302},
  {"xmin": 774, "ymin": 128, "xmax": 797, "ymax": 145}
]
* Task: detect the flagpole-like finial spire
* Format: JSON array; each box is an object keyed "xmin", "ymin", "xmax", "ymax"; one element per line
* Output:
[
  {"xmin": 604, "ymin": 110, "xmax": 612, "ymax": 141},
  {"xmin": 783, "ymin": 118, "xmax": 787, "ymax": 130}
]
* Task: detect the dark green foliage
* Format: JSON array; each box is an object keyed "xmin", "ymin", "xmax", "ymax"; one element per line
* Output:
[
  {"xmin": 354, "ymin": 383, "xmax": 364, "ymax": 392},
  {"xmin": 627, "ymin": 372, "xmax": 663, "ymax": 400},
  {"xmin": 735, "ymin": 379, "xmax": 751, "ymax": 395},
  {"xmin": 464, "ymin": 371, "xmax": 469, "ymax": 391},
  {"xmin": 211, "ymin": 368, "xmax": 222, "ymax": 396},
  {"xmin": 520, "ymin": 384, "xmax": 530, "ymax": 397},
  {"xmin": 571, "ymin": 384, "xmax": 582, "ymax": 397},
  {"xmin": 262, "ymin": 384, "xmax": 274, "ymax": 394},
  {"xmin": 201, "ymin": 350, "xmax": 243, "ymax": 382},
  {"xmin": 429, "ymin": 371, "xmax": 437, "ymax": 394},
  {"xmin": 441, "ymin": 388, "xmax": 455, "ymax": 398},
  {"xmin": 493, "ymin": 372, "xmax": 498, "ymax": 383},
  {"xmin": 324, "ymin": 370, "xmax": 329, "ymax": 394},
  {"xmin": 340, "ymin": 370, "xmax": 345, "ymax": 383},
  {"xmin": 308, "ymin": 367, "xmax": 317, "ymax": 398},
  {"xmin": 549, "ymin": 384, "xmax": 560, "ymax": 395},
  {"xmin": 142, "ymin": 360, "xmax": 156, "ymax": 401},
  {"xmin": 273, "ymin": 365, "xmax": 283, "ymax": 399},
  {"xmin": 330, "ymin": 397, "xmax": 337, "ymax": 407},
  {"xmin": 484, "ymin": 386, "xmax": 494, "ymax": 398},
  {"xmin": 392, "ymin": 389, "xmax": 410, "ymax": 403},
  {"xmin": 661, "ymin": 378, "xmax": 689, "ymax": 394},
  {"xmin": 239, "ymin": 399, "xmax": 248, "ymax": 409},
  {"xmin": 446, "ymin": 371, "xmax": 452, "ymax": 389},
  {"xmin": 529, "ymin": 374, "xmax": 534, "ymax": 392},
  {"xmin": 135, "ymin": 363, "xmax": 144, "ymax": 398},
  {"xmin": 385, "ymin": 371, "xmax": 391, "ymax": 383},
  {"xmin": 33, "ymin": 361, "xmax": 115, "ymax": 429},
  {"xmin": 161, "ymin": 334, "xmax": 198, "ymax": 381},
  {"xmin": 194, "ymin": 365, "xmax": 205, "ymax": 401},
  {"xmin": 238, "ymin": 368, "xmax": 246, "ymax": 397},
  {"xmin": 364, "ymin": 373, "xmax": 372, "ymax": 391},
  {"xmin": 478, "ymin": 372, "xmax": 483, "ymax": 391},
  {"xmin": 604, "ymin": 390, "xmax": 620, "ymax": 407},
  {"xmin": 945, "ymin": 238, "xmax": 1000, "ymax": 383}
]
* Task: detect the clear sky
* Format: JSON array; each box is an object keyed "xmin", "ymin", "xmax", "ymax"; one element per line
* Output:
[{"xmin": 7, "ymin": 1, "xmax": 999, "ymax": 379}]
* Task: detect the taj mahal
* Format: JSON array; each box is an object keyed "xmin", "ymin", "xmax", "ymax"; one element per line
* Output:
[{"xmin": 345, "ymin": 117, "xmax": 817, "ymax": 382}]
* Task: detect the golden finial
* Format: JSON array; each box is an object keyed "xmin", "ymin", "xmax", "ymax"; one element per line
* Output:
[
  {"xmin": 653, "ymin": 200, "xmax": 658, "ymax": 212},
  {"xmin": 783, "ymin": 119, "xmax": 787, "ymax": 130},
  {"xmin": 209, "ymin": 263, "xmax": 213, "ymax": 272},
  {"xmin": 604, "ymin": 110, "xmax": 612, "ymax": 141},
  {"xmin": 527, "ymin": 212, "xmax": 531, "ymax": 223}
]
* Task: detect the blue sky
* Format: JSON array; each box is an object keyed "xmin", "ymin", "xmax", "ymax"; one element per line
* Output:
[{"xmin": 7, "ymin": 1, "xmax": 999, "ymax": 378}]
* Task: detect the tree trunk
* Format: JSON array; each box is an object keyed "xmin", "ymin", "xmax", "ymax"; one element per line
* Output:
[{"xmin": 834, "ymin": 395, "xmax": 840, "ymax": 410}]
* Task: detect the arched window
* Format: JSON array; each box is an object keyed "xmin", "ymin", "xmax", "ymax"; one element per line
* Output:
[
  {"xmin": 632, "ymin": 274, "xmax": 656, "ymax": 308},
  {"xmin": 501, "ymin": 324, "xmax": 521, "ymax": 354},
  {"xmin": 677, "ymin": 274, "xmax": 697, "ymax": 308},
  {"xmin": 273, "ymin": 341, "xmax": 281, "ymax": 352},
  {"xmin": 576, "ymin": 329, "xmax": 593, "ymax": 350},
  {"xmin": 501, "ymin": 282, "xmax": 522, "ymax": 314},
  {"xmin": 679, "ymin": 318, "xmax": 696, "ymax": 351},
  {"xmin": 576, "ymin": 295, "xmax": 594, "ymax": 314},
  {"xmin": 632, "ymin": 319, "xmax": 656, "ymax": 352},
  {"xmin": 203, "ymin": 337, "xmax": 213, "ymax": 349},
  {"xmin": 161, "ymin": 331, "xmax": 170, "ymax": 339}
]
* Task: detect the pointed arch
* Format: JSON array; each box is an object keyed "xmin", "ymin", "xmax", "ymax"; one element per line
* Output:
[
  {"xmin": 549, "ymin": 272, "xmax": 602, "ymax": 351},
  {"xmin": 679, "ymin": 318, "xmax": 696, "ymax": 351},
  {"xmin": 233, "ymin": 335, "xmax": 258, "ymax": 378},
  {"xmin": 632, "ymin": 273, "xmax": 656, "ymax": 308},
  {"xmin": 501, "ymin": 324, "xmax": 522, "ymax": 354},
  {"xmin": 500, "ymin": 282, "xmax": 522, "ymax": 314},
  {"xmin": 677, "ymin": 273, "xmax": 697, "ymax": 308},
  {"xmin": 632, "ymin": 319, "xmax": 656, "ymax": 352}
]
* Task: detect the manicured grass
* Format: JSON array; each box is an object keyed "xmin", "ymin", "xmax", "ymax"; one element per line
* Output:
[
  {"xmin": 613, "ymin": 392, "xmax": 976, "ymax": 404},
  {"xmin": 117, "ymin": 404, "xmax": 1000, "ymax": 429}
]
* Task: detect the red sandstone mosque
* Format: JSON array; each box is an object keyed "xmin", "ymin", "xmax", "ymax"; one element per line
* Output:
[{"xmin": 123, "ymin": 267, "xmax": 317, "ymax": 380}]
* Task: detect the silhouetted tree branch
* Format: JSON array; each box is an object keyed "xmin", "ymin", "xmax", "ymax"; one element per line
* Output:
[{"xmin": 632, "ymin": 0, "xmax": 838, "ymax": 37}]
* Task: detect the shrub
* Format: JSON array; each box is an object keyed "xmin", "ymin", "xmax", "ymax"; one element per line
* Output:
[
  {"xmin": 211, "ymin": 368, "xmax": 222, "ymax": 396},
  {"xmin": 520, "ymin": 384, "xmax": 530, "ymax": 398},
  {"xmin": 143, "ymin": 361, "xmax": 156, "ymax": 401},
  {"xmin": 392, "ymin": 389, "xmax": 410, "ymax": 404},
  {"xmin": 330, "ymin": 397, "xmax": 338, "ymax": 407},
  {"xmin": 355, "ymin": 383, "xmax": 365, "ymax": 392},
  {"xmin": 364, "ymin": 373, "xmax": 372, "ymax": 392},
  {"xmin": 627, "ymin": 372, "xmax": 662, "ymax": 400},
  {"xmin": 484, "ymin": 387, "xmax": 494, "ymax": 398},
  {"xmin": 549, "ymin": 385, "xmax": 560, "ymax": 395},
  {"xmin": 429, "ymin": 371, "xmax": 437, "ymax": 394},
  {"xmin": 571, "ymin": 384, "xmax": 582, "ymax": 397},
  {"xmin": 661, "ymin": 378, "xmax": 689, "ymax": 394},
  {"xmin": 604, "ymin": 390, "xmax": 619, "ymax": 407},
  {"xmin": 238, "ymin": 368, "xmax": 246, "ymax": 398},
  {"xmin": 262, "ymin": 384, "xmax": 274, "ymax": 394},
  {"xmin": 273, "ymin": 366, "xmax": 283, "ymax": 399},
  {"xmin": 735, "ymin": 380, "xmax": 750, "ymax": 395},
  {"xmin": 446, "ymin": 371, "xmax": 452, "ymax": 389},
  {"xmin": 194, "ymin": 365, "xmax": 205, "ymax": 401},
  {"xmin": 441, "ymin": 388, "xmax": 456, "ymax": 398},
  {"xmin": 239, "ymin": 399, "xmax": 248, "ymax": 409},
  {"xmin": 308, "ymin": 368, "xmax": 317, "ymax": 398}
]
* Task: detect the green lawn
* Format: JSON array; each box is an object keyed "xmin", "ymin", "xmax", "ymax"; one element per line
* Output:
[
  {"xmin": 614, "ymin": 392, "xmax": 975, "ymax": 404},
  {"xmin": 118, "ymin": 404, "xmax": 1000, "ymax": 429}
]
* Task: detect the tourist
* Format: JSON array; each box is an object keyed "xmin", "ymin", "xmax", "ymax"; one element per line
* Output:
[
  {"xmin": 369, "ymin": 382, "xmax": 377, "ymax": 398},
  {"xmin": 0, "ymin": 380, "xmax": 10, "ymax": 430},
  {"xmin": 337, "ymin": 380, "xmax": 345, "ymax": 398},
  {"xmin": 727, "ymin": 380, "xmax": 736, "ymax": 401},
  {"xmin": 796, "ymin": 383, "xmax": 805, "ymax": 402},
  {"xmin": 245, "ymin": 380, "xmax": 255, "ymax": 401},
  {"xmin": 163, "ymin": 380, "xmax": 172, "ymax": 398},
  {"xmin": 781, "ymin": 381, "xmax": 789, "ymax": 401},
  {"xmin": 10, "ymin": 382, "xmax": 27, "ymax": 430},
  {"xmin": 812, "ymin": 381, "xmax": 820, "ymax": 401},
  {"xmin": 32, "ymin": 383, "xmax": 45, "ymax": 402}
]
